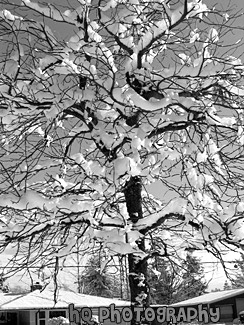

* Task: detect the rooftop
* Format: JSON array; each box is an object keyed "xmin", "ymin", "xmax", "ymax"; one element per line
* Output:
[
  {"xmin": 171, "ymin": 288, "xmax": 244, "ymax": 307},
  {"xmin": 0, "ymin": 289, "xmax": 131, "ymax": 310}
]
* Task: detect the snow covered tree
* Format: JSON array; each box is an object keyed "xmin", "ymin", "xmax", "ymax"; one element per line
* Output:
[
  {"xmin": 0, "ymin": 273, "xmax": 9, "ymax": 293},
  {"xmin": 231, "ymin": 254, "xmax": 244, "ymax": 289},
  {"xmin": 175, "ymin": 253, "xmax": 207, "ymax": 301},
  {"xmin": 148, "ymin": 258, "xmax": 180, "ymax": 305},
  {"xmin": 148, "ymin": 253, "xmax": 207, "ymax": 304},
  {"xmin": 78, "ymin": 252, "xmax": 121, "ymax": 297},
  {"xmin": 0, "ymin": 0, "xmax": 244, "ymax": 321},
  {"xmin": 223, "ymin": 280, "xmax": 232, "ymax": 290}
]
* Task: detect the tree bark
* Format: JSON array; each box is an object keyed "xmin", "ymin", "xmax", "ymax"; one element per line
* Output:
[{"xmin": 124, "ymin": 176, "xmax": 149, "ymax": 325}]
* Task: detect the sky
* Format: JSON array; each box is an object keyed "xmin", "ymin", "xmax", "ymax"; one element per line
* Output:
[{"xmin": 0, "ymin": 0, "xmax": 244, "ymax": 293}]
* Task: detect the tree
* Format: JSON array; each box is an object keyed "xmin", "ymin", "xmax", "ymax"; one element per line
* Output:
[
  {"xmin": 0, "ymin": 0, "xmax": 244, "ymax": 322},
  {"xmin": 175, "ymin": 253, "xmax": 207, "ymax": 302},
  {"xmin": 148, "ymin": 254, "xmax": 207, "ymax": 304},
  {"xmin": 223, "ymin": 280, "xmax": 232, "ymax": 290},
  {"xmin": 0, "ymin": 273, "xmax": 9, "ymax": 293},
  {"xmin": 148, "ymin": 258, "xmax": 180, "ymax": 305},
  {"xmin": 78, "ymin": 252, "xmax": 121, "ymax": 298},
  {"xmin": 231, "ymin": 254, "xmax": 244, "ymax": 289}
]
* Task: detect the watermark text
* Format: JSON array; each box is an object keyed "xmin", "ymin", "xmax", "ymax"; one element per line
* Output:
[{"xmin": 68, "ymin": 303, "xmax": 220, "ymax": 324}]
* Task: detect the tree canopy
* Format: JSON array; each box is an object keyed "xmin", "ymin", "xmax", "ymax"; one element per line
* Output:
[{"xmin": 0, "ymin": 0, "xmax": 244, "ymax": 311}]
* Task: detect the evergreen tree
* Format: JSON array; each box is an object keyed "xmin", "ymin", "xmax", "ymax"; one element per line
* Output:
[
  {"xmin": 223, "ymin": 280, "xmax": 232, "ymax": 290},
  {"xmin": 176, "ymin": 253, "xmax": 208, "ymax": 302},
  {"xmin": 79, "ymin": 254, "xmax": 121, "ymax": 298},
  {"xmin": 0, "ymin": 274, "xmax": 9, "ymax": 293},
  {"xmin": 231, "ymin": 254, "xmax": 244, "ymax": 289},
  {"xmin": 148, "ymin": 258, "xmax": 179, "ymax": 305},
  {"xmin": 148, "ymin": 254, "xmax": 207, "ymax": 304}
]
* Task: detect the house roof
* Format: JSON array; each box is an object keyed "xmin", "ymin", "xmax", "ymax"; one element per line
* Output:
[
  {"xmin": 0, "ymin": 293, "xmax": 23, "ymax": 307},
  {"xmin": 171, "ymin": 288, "xmax": 244, "ymax": 307},
  {"xmin": 0, "ymin": 289, "xmax": 131, "ymax": 310}
]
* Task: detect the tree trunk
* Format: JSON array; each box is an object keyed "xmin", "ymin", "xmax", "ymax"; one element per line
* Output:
[{"xmin": 124, "ymin": 176, "xmax": 149, "ymax": 325}]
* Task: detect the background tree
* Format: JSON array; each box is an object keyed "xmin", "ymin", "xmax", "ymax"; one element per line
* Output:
[
  {"xmin": 223, "ymin": 280, "xmax": 232, "ymax": 290},
  {"xmin": 0, "ymin": 1, "xmax": 244, "ymax": 321},
  {"xmin": 175, "ymin": 253, "xmax": 207, "ymax": 302},
  {"xmin": 231, "ymin": 254, "xmax": 244, "ymax": 289},
  {"xmin": 148, "ymin": 258, "xmax": 180, "ymax": 305},
  {"xmin": 78, "ymin": 251, "xmax": 121, "ymax": 298},
  {"xmin": 148, "ymin": 253, "xmax": 207, "ymax": 304},
  {"xmin": 0, "ymin": 273, "xmax": 9, "ymax": 293}
]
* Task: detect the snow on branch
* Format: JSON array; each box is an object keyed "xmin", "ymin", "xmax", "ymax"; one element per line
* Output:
[
  {"xmin": 0, "ymin": 0, "xmax": 244, "ymax": 292},
  {"xmin": 21, "ymin": 0, "xmax": 84, "ymax": 26}
]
